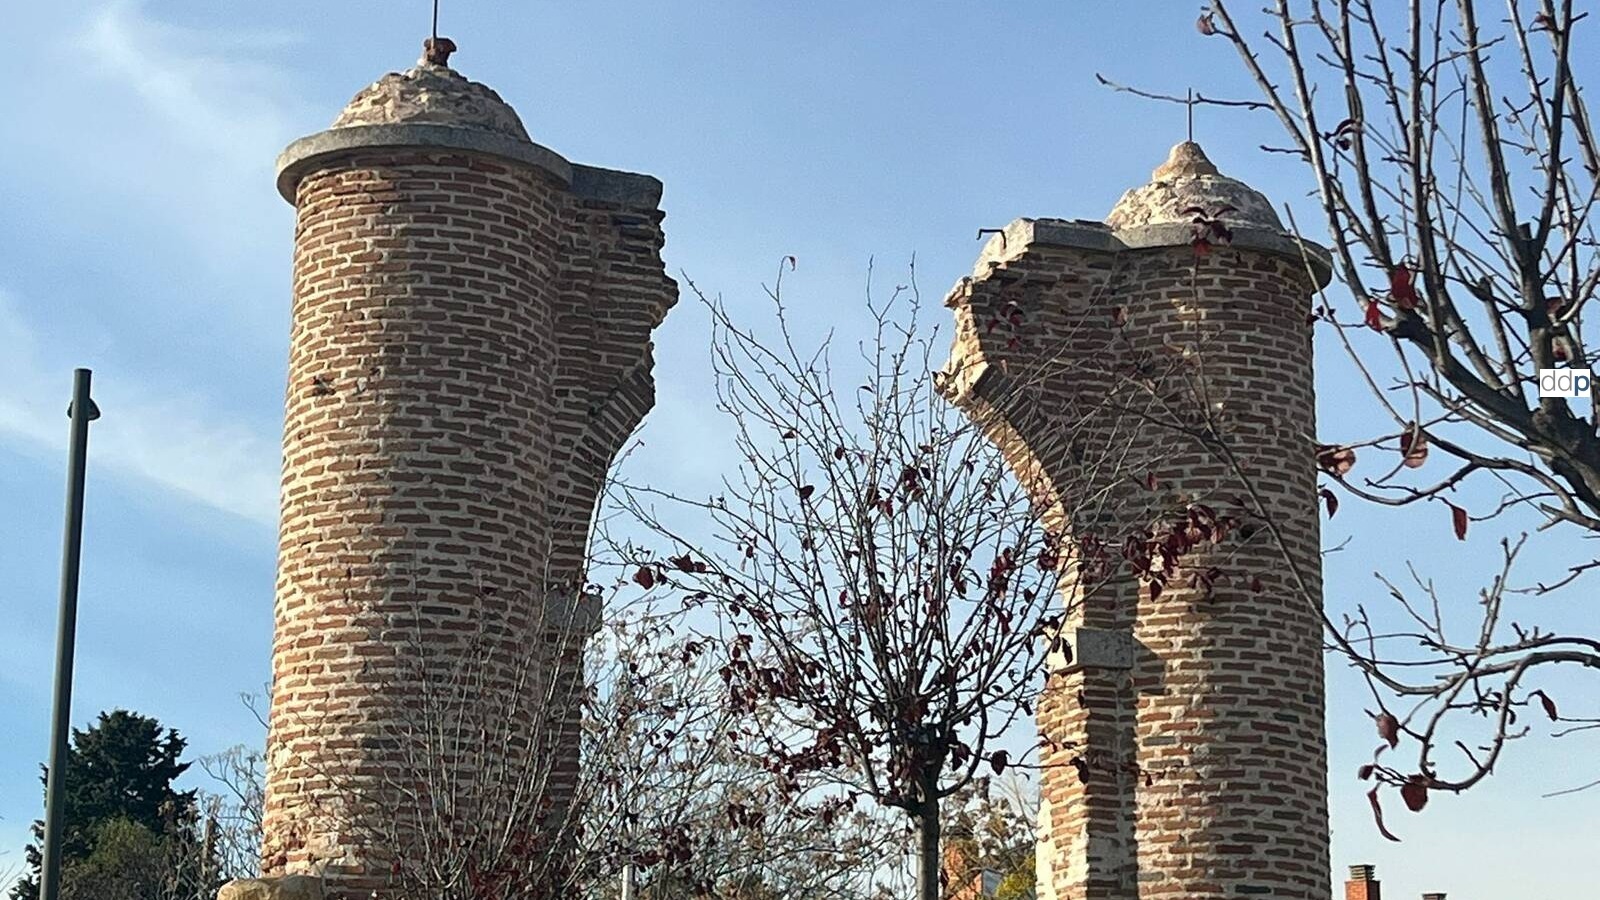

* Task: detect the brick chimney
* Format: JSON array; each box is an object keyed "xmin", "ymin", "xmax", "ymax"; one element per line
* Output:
[{"xmin": 1345, "ymin": 864, "xmax": 1381, "ymax": 900}]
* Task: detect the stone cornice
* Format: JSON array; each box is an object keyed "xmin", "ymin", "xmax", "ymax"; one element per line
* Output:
[
  {"xmin": 276, "ymin": 123, "xmax": 574, "ymax": 201},
  {"xmin": 277, "ymin": 124, "xmax": 666, "ymax": 211},
  {"xmin": 973, "ymin": 216, "xmax": 1334, "ymax": 288}
]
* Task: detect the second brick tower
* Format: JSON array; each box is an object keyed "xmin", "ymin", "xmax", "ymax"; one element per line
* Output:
[{"xmin": 943, "ymin": 142, "xmax": 1332, "ymax": 899}]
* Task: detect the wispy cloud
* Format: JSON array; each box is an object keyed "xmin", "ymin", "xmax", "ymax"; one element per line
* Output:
[
  {"xmin": 4, "ymin": 2, "xmax": 309, "ymax": 285},
  {"xmin": 0, "ymin": 2, "xmax": 299, "ymax": 524},
  {"xmin": 0, "ymin": 290, "xmax": 280, "ymax": 525},
  {"xmin": 76, "ymin": 2, "xmax": 303, "ymax": 174}
]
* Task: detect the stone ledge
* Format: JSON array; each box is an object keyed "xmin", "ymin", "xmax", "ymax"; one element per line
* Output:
[
  {"xmin": 276, "ymin": 123, "xmax": 575, "ymax": 201},
  {"xmin": 571, "ymin": 163, "xmax": 665, "ymax": 209},
  {"xmin": 276, "ymin": 125, "xmax": 666, "ymax": 213},
  {"xmin": 544, "ymin": 590, "xmax": 605, "ymax": 638},
  {"xmin": 973, "ymin": 216, "xmax": 1333, "ymax": 288},
  {"xmin": 218, "ymin": 875, "xmax": 324, "ymax": 900}
]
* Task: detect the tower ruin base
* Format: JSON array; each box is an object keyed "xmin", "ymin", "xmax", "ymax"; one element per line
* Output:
[{"xmin": 218, "ymin": 875, "xmax": 324, "ymax": 900}]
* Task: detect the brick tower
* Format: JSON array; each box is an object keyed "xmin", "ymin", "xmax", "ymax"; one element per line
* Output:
[
  {"xmin": 942, "ymin": 142, "xmax": 1332, "ymax": 899},
  {"xmin": 248, "ymin": 39, "xmax": 676, "ymax": 897}
]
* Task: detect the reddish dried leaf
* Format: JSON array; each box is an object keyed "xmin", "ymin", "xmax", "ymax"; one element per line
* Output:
[
  {"xmin": 1530, "ymin": 689, "xmax": 1560, "ymax": 721},
  {"xmin": 1069, "ymin": 756, "xmax": 1090, "ymax": 782},
  {"xmin": 1357, "ymin": 763, "xmax": 1375, "ymax": 781},
  {"xmin": 1390, "ymin": 265, "xmax": 1420, "ymax": 310},
  {"xmin": 798, "ymin": 484, "xmax": 816, "ymax": 502},
  {"xmin": 1446, "ymin": 501, "xmax": 1468, "ymax": 540},
  {"xmin": 1319, "ymin": 488, "xmax": 1340, "ymax": 518},
  {"xmin": 1112, "ymin": 306, "xmax": 1128, "ymax": 327},
  {"xmin": 990, "ymin": 749, "xmax": 1010, "ymax": 775},
  {"xmin": 1367, "ymin": 787, "xmax": 1403, "ymax": 842},
  {"xmin": 1364, "ymin": 299, "xmax": 1384, "ymax": 330},
  {"xmin": 1250, "ymin": 574, "xmax": 1265, "ymax": 593},
  {"xmin": 1196, "ymin": 12, "xmax": 1217, "ymax": 34},
  {"xmin": 1400, "ymin": 777, "xmax": 1429, "ymax": 812},
  {"xmin": 833, "ymin": 446, "xmax": 847, "ymax": 460},
  {"xmin": 1400, "ymin": 424, "xmax": 1429, "ymax": 468},
  {"xmin": 633, "ymin": 566, "xmax": 656, "ymax": 590},
  {"xmin": 785, "ymin": 255, "xmax": 798, "ymax": 271},
  {"xmin": 1376, "ymin": 711, "xmax": 1400, "ymax": 749},
  {"xmin": 1192, "ymin": 237, "xmax": 1213, "ymax": 258},
  {"xmin": 1144, "ymin": 471, "xmax": 1159, "ymax": 491},
  {"xmin": 1315, "ymin": 444, "xmax": 1357, "ymax": 477}
]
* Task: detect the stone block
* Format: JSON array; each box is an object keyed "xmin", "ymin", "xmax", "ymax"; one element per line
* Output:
[
  {"xmin": 218, "ymin": 875, "xmax": 325, "ymax": 900},
  {"xmin": 1048, "ymin": 627, "xmax": 1136, "ymax": 674}
]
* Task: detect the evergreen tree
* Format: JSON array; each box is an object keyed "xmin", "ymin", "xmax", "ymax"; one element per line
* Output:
[{"xmin": 10, "ymin": 710, "xmax": 199, "ymax": 900}]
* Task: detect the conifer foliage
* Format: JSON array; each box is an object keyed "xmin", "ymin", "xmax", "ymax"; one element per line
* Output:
[{"xmin": 11, "ymin": 710, "xmax": 219, "ymax": 900}]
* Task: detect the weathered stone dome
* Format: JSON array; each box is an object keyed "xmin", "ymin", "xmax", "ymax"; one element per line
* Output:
[
  {"xmin": 1105, "ymin": 141, "xmax": 1283, "ymax": 232},
  {"xmin": 331, "ymin": 50, "xmax": 530, "ymax": 142},
  {"xmin": 275, "ymin": 40, "xmax": 577, "ymax": 202}
]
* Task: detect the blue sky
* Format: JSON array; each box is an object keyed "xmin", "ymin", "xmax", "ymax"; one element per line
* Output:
[{"xmin": 1, "ymin": 2, "xmax": 1595, "ymax": 896}]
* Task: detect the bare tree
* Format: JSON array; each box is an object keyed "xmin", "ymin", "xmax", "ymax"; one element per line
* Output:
[
  {"xmin": 613, "ymin": 262, "xmax": 1225, "ymax": 900},
  {"xmin": 582, "ymin": 613, "xmax": 911, "ymax": 900},
  {"xmin": 197, "ymin": 744, "xmax": 265, "ymax": 885},
  {"xmin": 250, "ymin": 588, "xmax": 906, "ymax": 899},
  {"xmin": 277, "ymin": 596, "xmax": 687, "ymax": 899},
  {"xmin": 1105, "ymin": 0, "xmax": 1600, "ymax": 827}
]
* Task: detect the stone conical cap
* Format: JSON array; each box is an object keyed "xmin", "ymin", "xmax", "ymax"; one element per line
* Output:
[
  {"xmin": 1105, "ymin": 141, "xmax": 1282, "ymax": 232},
  {"xmin": 330, "ymin": 41, "xmax": 530, "ymax": 142}
]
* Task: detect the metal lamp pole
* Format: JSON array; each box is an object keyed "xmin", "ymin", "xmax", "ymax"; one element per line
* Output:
[{"xmin": 40, "ymin": 368, "xmax": 99, "ymax": 900}]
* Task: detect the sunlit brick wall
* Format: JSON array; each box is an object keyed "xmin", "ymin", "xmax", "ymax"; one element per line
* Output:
[
  {"xmin": 944, "ymin": 170, "xmax": 1329, "ymax": 899},
  {"xmin": 265, "ymin": 99, "xmax": 674, "ymax": 895}
]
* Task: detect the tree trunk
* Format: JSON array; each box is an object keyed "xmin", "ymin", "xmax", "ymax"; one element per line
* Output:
[{"xmin": 915, "ymin": 788, "xmax": 942, "ymax": 900}]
